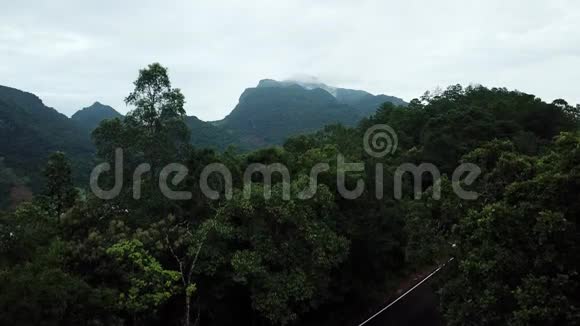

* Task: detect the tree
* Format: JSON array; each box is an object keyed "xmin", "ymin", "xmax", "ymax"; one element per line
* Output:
[
  {"xmin": 223, "ymin": 182, "xmax": 349, "ymax": 325},
  {"xmin": 106, "ymin": 239, "xmax": 180, "ymax": 326},
  {"xmin": 124, "ymin": 62, "xmax": 187, "ymax": 136},
  {"xmin": 0, "ymin": 240, "xmax": 94, "ymax": 326},
  {"xmin": 0, "ymin": 206, "xmax": 117, "ymax": 326},
  {"xmin": 5, "ymin": 81, "xmax": 580, "ymax": 326},
  {"xmin": 147, "ymin": 214, "xmax": 233, "ymax": 326},
  {"xmin": 92, "ymin": 63, "xmax": 190, "ymax": 217},
  {"xmin": 440, "ymin": 133, "xmax": 580, "ymax": 325},
  {"xmin": 0, "ymin": 158, "xmax": 22, "ymax": 208},
  {"xmin": 43, "ymin": 152, "xmax": 78, "ymax": 219}
]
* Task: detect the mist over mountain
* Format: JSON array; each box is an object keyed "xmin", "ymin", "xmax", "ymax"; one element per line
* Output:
[
  {"xmin": 258, "ymin": 78, "xmax": 407, "ymax": 112},
  {"xmin": 0, "ymin": 78, "xmax": 403, "ymax": 200},
  {"xmin": 217, "ymin": 78, "xmax": 406, "ymax": 147},
  {"xmin": 2, "ymin": 68, "xmax": 580, "ymax": 326},
  {"xmin": 0, "ymin": 77, "xmax": 403, "ymax": 154},
  {"xmin": 2, "ymin": 2, "xmax": 579, "ymax": 324}
]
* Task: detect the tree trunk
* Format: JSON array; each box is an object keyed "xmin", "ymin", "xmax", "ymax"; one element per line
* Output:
[{"xmin": 184, "ymin": 294, "xmax": 191, "ymax": 326}]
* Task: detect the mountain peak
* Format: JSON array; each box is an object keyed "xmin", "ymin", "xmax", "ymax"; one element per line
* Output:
[
  {"xmin": 257, "ymin": 79, "xmax": 282, "ymax": 88},
  {"xmin": 256, "ymin": 78, "xmax": 336, "ymax": 95},
  {"xmin": 0, "ymin": 85, "xmax": 52, "ymax": 114},
  {"xmin": 71, "ymin": 102, "xmax": 122, "ymax": 131},
  {"xmin": 73, "ymin": 102, "xmax": 119, "ymax": 115},
  {"xmin": 253, "ymin": 78, "xmax": 407, "ymax": 109}
]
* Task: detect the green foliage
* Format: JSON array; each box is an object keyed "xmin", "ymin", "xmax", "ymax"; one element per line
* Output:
[
  {"xmin": 224, "ymin": 183, "xmax": 349, "ymax": 325},
  {"xmin": 0, "ymin": 204, "xmax": 118, "ymax": 326},
  {"xmin": 0, "ymin": 240, "xmax": 97, "ymax": 326},
  {"xmin": 185, "ymin": 115, "xmax": 243, "ymax": 150},
  {"xmin": 0, "ymin": 157, "xmax": 29, "ymax": 208},
  {"xmin": 125, "ymin": 63, "xmax": 186, "ymax": 132},
  {"xmin": 106, "ymin": 239, "xmax": 180, "ymax": 317},
  {"xmin": 440, "ymin": 133, "xmax": 580, "ymax": 326},
  {"xmin": 1, "ymin": 80, "xmax": 579, "ymax": 326},
  {"xmin": 0, "ymin": 202, "xmax": 55, "ymax": 266},
  {"xmin": 42, "ymin": 152, "xmax": 79, "ymax": 218}
]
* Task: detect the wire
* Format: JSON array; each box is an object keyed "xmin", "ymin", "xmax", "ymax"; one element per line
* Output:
[{"xmin": 357, "ymin": 257, "xmax": 455, "ymax": 326}]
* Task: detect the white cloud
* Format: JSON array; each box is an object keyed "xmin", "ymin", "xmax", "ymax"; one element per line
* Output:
[{"xmin": 0, "ymin": 0, "xmax": 579, "ymax": 119}]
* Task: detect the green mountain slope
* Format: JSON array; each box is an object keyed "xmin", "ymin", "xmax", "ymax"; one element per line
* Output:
[
  {"xmin": 71, "ymin": 102, "xmax": 123, "ymax": 132},
  {"xmin": 222, "ymin": 84, "xmax": 357, "ymax": 147},
  {"xmin": 185, "ymin": 115, "xmax": 242, "ymax": 150},
  {"xmin": 217, "ymin": 79, "xmax": 406, "ymax": 148},
  {"xmin": 70, "ymin": 102, "xmax": 240, "ymax": 150},
  {"xmin": 0, "ymin": 78, "xmax": 406, "ymax": 196},
  {"xmin": 257, "ymin": 78, "xmax": 407, "ymax": 112},
  {"xmin": 335, "ymin": 88, "xmax": 407, "ymax": 116},
  {"xmin": 0, "ymin": 85, "xmax": 94, "ymax": 192}
]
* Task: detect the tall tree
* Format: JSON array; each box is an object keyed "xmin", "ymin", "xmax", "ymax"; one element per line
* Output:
[
  {"xmin": 92, "ymin": 63, "xmax": 190, "ymax": 217},
  {"xmin": 124, "ymin": 62, "xmax": 187, "ymax": 135}
]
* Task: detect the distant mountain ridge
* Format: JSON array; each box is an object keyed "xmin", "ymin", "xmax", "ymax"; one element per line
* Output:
[
  {"xmin": 67, "ymin": 101, "xmax": 238, "ymax": 150},
  {"xmin": 0, "ymin": 85, "xmax": 93, "ymax": 192},
  {"xmin": 257, "ymin": 78, "xmax": 407, "ymax": 111},
  {"xmin": 0, "ymin": 79, "xmax": 404, "ymax": 192},
  {"xmin": 60, "ymin": 78, "xmax": 406, "ymax": 150},
  {"xmin": 216, "ymin": 78, "xmax": 407, "ymax": 147},
  {"xmin": 0, "ymin": 79, "xmax": 404, "ymax": 208},
  {"xmin": 219, "ymin": 83, "xmax": 355, "ymax": 147}
]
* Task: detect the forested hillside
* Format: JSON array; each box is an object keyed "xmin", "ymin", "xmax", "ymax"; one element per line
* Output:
[
  {"xmin": 0, "ymin": 78, "xmax": 400, "ymax": 208},
  {"xmin": 185, "ymin": 115, "xmax": 242, "ymax": 150},
  {"xmin": 1, "ymin": 64, "xmax": 578, "ymax": 325},
  {"xmin": 219, "ymin": 84, "xmax": 356, "ymax": 146},
  {"xmin": 71, "ymin": 102, "xmax": 123, "ymax": 132},
  {"xmin": 217, "ymin": 79, "xmax": 405, "ymax": 147},
  {"xmin": 70, "ymin": 102, "xmax": 241, "ymax": 151},
  {"xmin": 0, "ymin": 85, "xmax": 94, "ymax": 194}
]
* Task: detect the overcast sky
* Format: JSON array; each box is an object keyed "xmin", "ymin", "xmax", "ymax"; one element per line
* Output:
[{"xmin": 1, "ymin": 0, "xmax": 579, "ymax": 120}]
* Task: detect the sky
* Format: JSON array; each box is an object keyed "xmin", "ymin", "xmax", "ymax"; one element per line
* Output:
[{"xmin": 1, "ymin": 0, "xmax": 579, "ymax": 121}]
